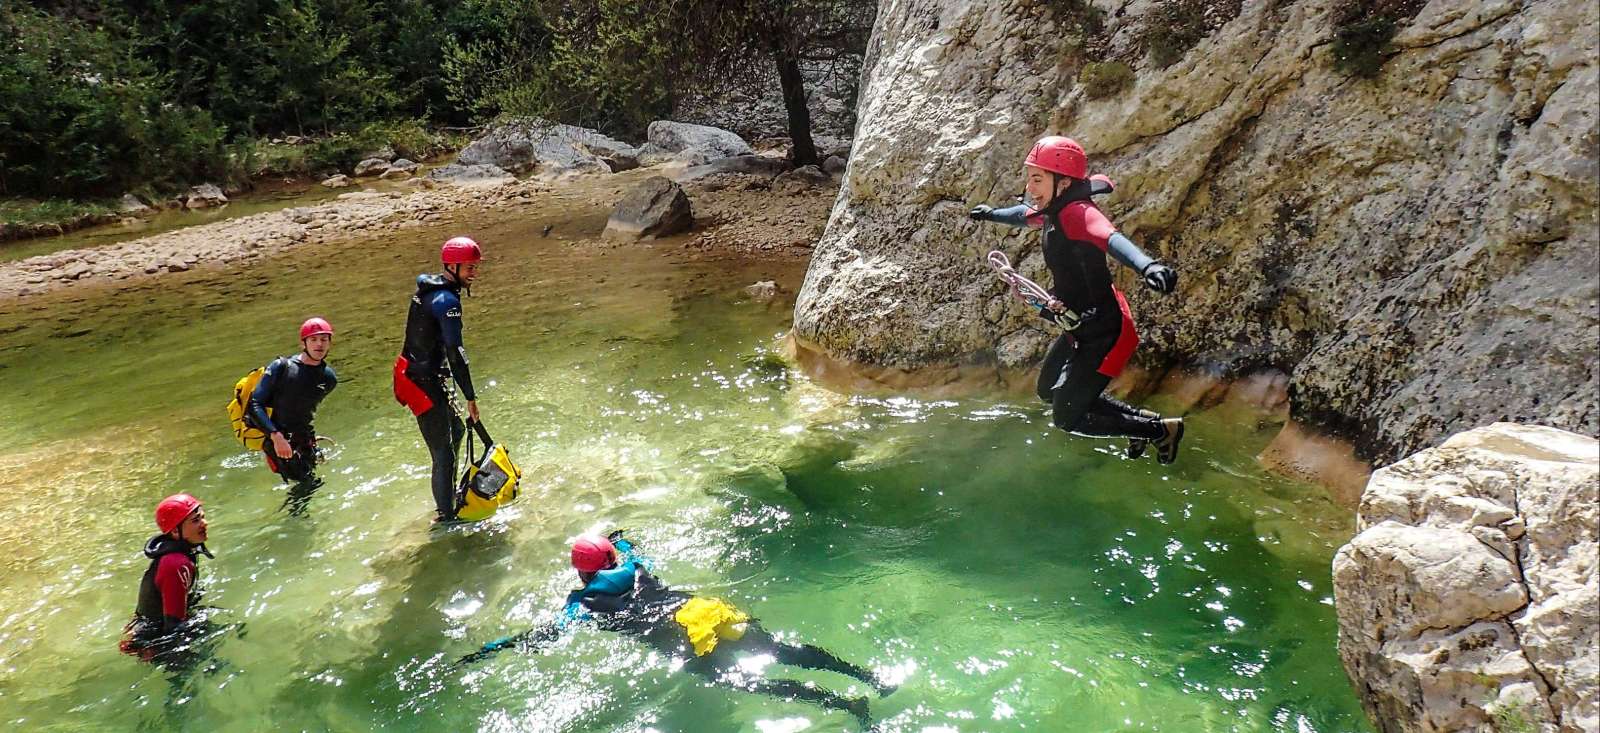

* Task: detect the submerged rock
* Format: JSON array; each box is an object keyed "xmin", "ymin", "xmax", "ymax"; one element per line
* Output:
[
  {"xmin": 320, "ymin": 174, "xmax": 354, "ymax": 189},
  {"xmin": 1333, "ymin": 423, "xmax": 1598, "ymax": 733},
  {"xmin": 604, "ymin": 176, "xmax": 692, "ymax": 239}
]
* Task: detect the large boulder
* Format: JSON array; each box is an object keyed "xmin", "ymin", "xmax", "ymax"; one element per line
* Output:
[
  {"xmin": 425, "ymin": 163, "xmax": 515, "ymax": 186},
  {"xmin": 183, "ymin": 184, "xmax": 228, "ymax": 209},
  {"xmin": 456, "ymin": 119, "xmax": 639, "ymax": 177},
  {"xmin": 1333, "ymin": 423, "xmax": 1598, "ymax": 733},
  {"xmin": 353, "ymin": 158, "xmax": 391, "ymax": 177},
  {"xmin": 645, "ymin": 120, "xmax": 753, "ymax": 163},
  {"xmin": 792, "ymin": 0, "xmax": 1599, "ymax": 461},
  {"xmin": 118, "ymin": 194, "xmax": 152, "ymax": 215},
  {"xmin": 320, "ymin": 174, "xmax": 354, "ymax": 189},
  {"xmin": 603, "ymin": 176, "xmax": 692, "ymax": 239}
]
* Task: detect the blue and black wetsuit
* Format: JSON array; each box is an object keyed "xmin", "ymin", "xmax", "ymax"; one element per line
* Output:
[
  {"xmin": 982, "ymin": 180, "xmax": 1165, "ymax": 441},
  {"xmin": 395, "ymin": 274, "xmax": 476, "ymax": 519},
  {"xmin": 247, "ymin": 355, "xmax": 336, "ymax": 486},
  {"xmin": 472, "ymin": 539, "xmax": 886, "ymax": 722}
]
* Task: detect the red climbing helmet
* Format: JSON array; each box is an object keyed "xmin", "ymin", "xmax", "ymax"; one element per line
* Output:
[
  {"xmin": 156, "ymin": 494, "xmax": 202, "ymax": 534},
  {"xmin": 1023, "ymin": 136, "xmax": 1088, "ymax": 179},
  {"xmin": 441, "ymin": 236, "xmax": 483, "ymax": 265},
  {"xmin": 299, "ymin": 317, "xmax": 333, "ymax": 340},
  {"xmin": 571, "ymin": 534, "xmax": 617, "ymax": 573}
]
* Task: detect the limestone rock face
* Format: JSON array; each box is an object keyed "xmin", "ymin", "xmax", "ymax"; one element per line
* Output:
[
  {"xmin": 793, "ymin": 0, "xmax": 1598, "ymax": 461},
  {"xmin": 1332, "ymin": 423, "xmax": 1598, "ymax": 733},
  {"xmin": 456, "ymin": 119, "xmax": 637, "ymax": 177},
  {"xmin": 604, "ymin": 176, "xmax": 692, "ymax": 239}
]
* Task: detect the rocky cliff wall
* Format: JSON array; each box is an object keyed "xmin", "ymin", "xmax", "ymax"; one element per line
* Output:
[
  {"xmin": 1332, "ymin": 423, "xmax": 1597, "ymax": 732},
  {"xmin": 793, "ymin": 0, "xmax": 1598, "ymax": 462}
]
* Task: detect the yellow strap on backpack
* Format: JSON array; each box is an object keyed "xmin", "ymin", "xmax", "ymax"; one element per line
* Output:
[
  {"xmin": 226, "ymin": 365, "xmax": 271, "ymax": 450},
  {"xmin": 674, "ymin": 597, "xmax": 750, "ymax": 656}
]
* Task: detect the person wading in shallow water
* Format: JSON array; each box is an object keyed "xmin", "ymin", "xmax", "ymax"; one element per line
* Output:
[
  {"xmin": 120, "ymin": 494, "xmax": 214, "ymax": 666},
  {"xmin": 970, "ymin": 135, "xmax": 1187, "ymax": 464},
  {"xmin": 461, "ymin": 532, "xmax": 896, "ymax": 726},
  {"xmin": 393, "ymin": 236, "xmax": 486, "ymax": 522},
  {"xmin": 248, "ymin": 317, "xmax": 337, "ymax": 514}
]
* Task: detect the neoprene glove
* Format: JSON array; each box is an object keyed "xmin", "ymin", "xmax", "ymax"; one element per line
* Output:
[
  {"xmin": 606, "ymin": 529, "xmax": 630, "ymax": 544},
  {"xmin": 1142, "ymin": 263, "xmax": 1177, "ymax": 294},
  {"xmin": 969, "ymin": 205, "xmax": 994, "ymax": 221}
]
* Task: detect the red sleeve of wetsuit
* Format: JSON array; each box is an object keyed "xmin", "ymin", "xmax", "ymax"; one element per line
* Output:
[
  {"xmin": 155, "ymin": 553, "xmax": 194, "ymax": 620},
  {"xmin": 1058, "ymin": 202, "xmax": 1115, "ymax": 251}
]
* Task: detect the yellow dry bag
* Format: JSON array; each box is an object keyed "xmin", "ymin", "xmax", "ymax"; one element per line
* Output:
[
  {"xmin": 226, "ymin": 363, "xmax": 273, "ymax": 450},
  {"xmin": 673, "ymin": 597, "xmax": 750, "ymax": 656},
  {"xmin": 455, "ymin": 420, "xmax": 522, "ymax": 521}
]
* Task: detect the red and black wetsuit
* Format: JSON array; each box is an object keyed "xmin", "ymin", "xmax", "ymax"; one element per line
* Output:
[
  {"xmin": 393, "ymin": 274, "xmax": 475, "ymax": 519},
  {"xmin": 985, "ymin": 180, "xmax": 1165, "ymax": 440},
  {"xmin": 120, "ymin": 535, "xmax": 205, "ymax": 660},
  {"xmin": 248, "ymin": 355, "xmax": 336, "ymax": 484}
]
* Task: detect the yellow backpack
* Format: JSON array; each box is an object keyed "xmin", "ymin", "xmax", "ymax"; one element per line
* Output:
[
  {"xmin": 226, "ymin": 362, "xmax": 273, "ymax": 450},
  {"xmin": 455, "ymin": 421, "xmax": 523, "ymax": 521}
]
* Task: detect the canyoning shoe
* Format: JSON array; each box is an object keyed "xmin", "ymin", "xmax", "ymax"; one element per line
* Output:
[
  {"xmin": 1155, "ymin": 418, "xmax": 1185, "ymax": 465},
  {"xmin": 1125, "ymin": 408, "xmax": 1161, "ymax": 459}
]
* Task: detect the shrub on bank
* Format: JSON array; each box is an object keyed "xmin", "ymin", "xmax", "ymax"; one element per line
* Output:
[{"xmin": 0, "ymin": 7, "xmax": 231, "ymax": 198}]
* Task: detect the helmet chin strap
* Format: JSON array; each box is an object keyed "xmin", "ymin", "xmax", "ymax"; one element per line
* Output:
[{"xmin": 446, "ymin": 264, "xmax": 472, "ymax": 297}]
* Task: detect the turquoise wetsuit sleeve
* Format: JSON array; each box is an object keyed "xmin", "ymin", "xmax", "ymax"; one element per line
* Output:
[
  {"xmin": 611, "ymin": 538, "xmax": 652, "ymax": 572},
  {"xmin": 1107, "ymin": 232, "xmax": 1155, "ymax": 273},
  {"xmin": 986, "ymin": 204, "xmax": 1034, "ymax": 228}
]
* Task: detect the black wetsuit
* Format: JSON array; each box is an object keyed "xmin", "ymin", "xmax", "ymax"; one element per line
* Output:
[
  {"xmin": 472, "ymin": 543, "xmax": 884, "ymax": 721},
  {"xmin": 985, "ymin": 182, "xmax": 1164, "ymax": 441},
  {"xmin": 248, "ymin": 355, "xmax": 337, "ymax": 485},
  {"xmin": 395, "ymin": 274, "xmax": 475, "ymax": 519}
]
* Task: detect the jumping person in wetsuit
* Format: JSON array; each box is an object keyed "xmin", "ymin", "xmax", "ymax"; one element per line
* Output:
[
  {"xmin": 248, "ymin": 318, "xmax": 337, "ymax": 513},
  {"xmin": 120, "ymin": 494, "xmax": 213, "ymax": 664},
  {"xmin": 462, "ymin": 533, "xmax": 895, "ymax": 726},
  {"xmin": 970, "ymin": 136, "xmax": 1186, "ymax": 463},
  {"xmin": 393, "ymin": 236, "xmax": 485, "ymax": 522}
]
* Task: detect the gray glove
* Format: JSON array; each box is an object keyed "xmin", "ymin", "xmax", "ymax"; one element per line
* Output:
[
  {"xmin": 969, "ymin": 205, "xmax": 994, "ymax": 221},
  {"xmin": 1142, "ymin": 263, "xmax": 1177, "ymax": 294}
]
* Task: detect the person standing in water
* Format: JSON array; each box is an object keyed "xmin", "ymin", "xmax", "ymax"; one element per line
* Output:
[
  {"xmin": 247, "ymin": 317, "xmax": 337, "ymax": 513},
  {"xmin": 970, "ymin": 136, "xmax": 1186, "ymax": 463},
  {"xmin": 462, "ymin": 532, "xmax": 894, "ymax": 725},
  {"xmin": 393, "ymin": 236, "xmax": 485, "ymax": 522},
  {"xmin": 120, "ymin": 494, "xmax": 213, "ymax": 664}
]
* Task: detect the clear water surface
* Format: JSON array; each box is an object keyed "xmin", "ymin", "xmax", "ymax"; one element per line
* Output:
[{"xmin": 0, "ymin": 198, "xmax": 1370, "ymax": 732}]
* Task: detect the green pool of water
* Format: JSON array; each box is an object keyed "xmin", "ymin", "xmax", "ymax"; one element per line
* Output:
[{"xmin": 0, "ymin": 205, "xmax": 1371, "ymax": 732}]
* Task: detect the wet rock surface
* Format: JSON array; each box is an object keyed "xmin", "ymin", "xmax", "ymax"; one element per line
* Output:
[
  {"xmin": 1333, "ymin": 423, "xmax": 1598, "ymax": 733},
  {"xmin": 793, "ymin": 0, "xmax": 1598, "ymax": 462}
]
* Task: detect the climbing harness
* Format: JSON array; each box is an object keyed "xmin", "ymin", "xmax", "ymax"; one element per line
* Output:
[{"xmin": 987, "ymin": 250, "xmax": 1082, "ymax": 330}]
